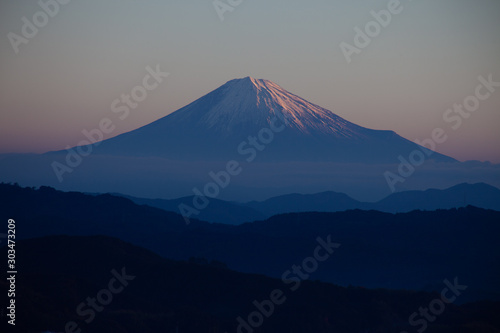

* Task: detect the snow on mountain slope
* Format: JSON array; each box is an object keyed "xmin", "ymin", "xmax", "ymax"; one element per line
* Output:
[{"xmin": 169, "ymin": 76, "xmax": 367, "ymax": 138}]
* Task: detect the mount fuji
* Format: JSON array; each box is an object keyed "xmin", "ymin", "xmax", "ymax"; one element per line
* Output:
[
  {"xmin": 3, "ymin": 76, "xmax": 478, "ymax": 201},
  {"xmin": 89, "ymin": 77, "xmax": 456, "ymax": 163}
]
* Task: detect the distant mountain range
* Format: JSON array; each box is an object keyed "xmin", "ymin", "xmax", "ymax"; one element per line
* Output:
[
  {"xmin": 5, "ymin": 235, "xmax": 499, "ymax": 333},
  {"xmin": 117, "ymin": 182, "xmax": 500, "ymax": 224},
  {"xmin": 2, "ymin": 183, "xmax": 499, "ymax": 303}
]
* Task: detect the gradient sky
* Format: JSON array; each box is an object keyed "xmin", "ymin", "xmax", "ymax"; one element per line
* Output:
[{"xmin": 0, "ymin": 0, "xmax": 499, "ymax": 162}]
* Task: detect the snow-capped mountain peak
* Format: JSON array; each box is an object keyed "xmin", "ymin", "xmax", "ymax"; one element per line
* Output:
[
  {"xmin": 168, "ymin": 76, "xmax": 367, "ymax": 138},
  {"xmin": 92, "ymin": 77, "xmax": 456, "ymax": 163}
]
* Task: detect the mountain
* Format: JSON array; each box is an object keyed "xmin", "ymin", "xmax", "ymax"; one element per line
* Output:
[
  {"xmin": 118, "ymin": 193, "xmax": 266, "ymax": 225},
  {"xmin": 245, "ymin": 190, "xmax": 364, "ymax": 216},
  {"xmin": 5, "ymin": 235, "xmax": 500, "ymax": 333},
  {"xmin": 244, "ymin": 182, "xmax": 500, "ymax": 217},
  {"xmin": 115, "ymin": 183, "xmax": 499, "ymax": 223},
  {"xmin": 373, "ymin": 182, "xmax": 500, "ymax": 213},
  {"xmin": 81, "ymin": 77, "xmax": 456, "ymax": 163},
  {"xmin": 3, "ymin": 183, "xmax": 500, "ymax": 302},
  {"xmin": 3, "ymin": 78, "xmax": 497, "ymax": 202}
]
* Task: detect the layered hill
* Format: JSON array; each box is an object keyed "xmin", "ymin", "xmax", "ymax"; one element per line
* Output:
[
  {"xmin": 117, "ymin": 182, "xmax": 500, "ymax": 223},
  {"xmin": 4, "ymin": 235, "xmax": 499, "ymax": 333},
  {"xmin": 2, "ymin": 183, "xmax": 499, "ymax": 303}
]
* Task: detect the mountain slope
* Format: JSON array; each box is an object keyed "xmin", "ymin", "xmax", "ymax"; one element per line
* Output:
[
  {"xmin": 105, "ymin": 182, "xmax": 500, "ymax": 223},
  {"xmin": 243, "ymin": 182, "xmax": 500, "ymax": 216},
  {"xmin": 374, "ymin": 182, "xmax": 500, "ymax": 213},
  {"xmin": 78, "ymin": 77, "xmax": 456, "ymax": 163},
  {"xmin": 245, "ymin": 190, "xmax": 364, "ymax": 216},
  {"xmin": 119, "ymin": 193, "xmax": 266, "ymax": 225},
  {"xmin": 6, "ymin": 235, "xmax": 500, "ymax": 333}
]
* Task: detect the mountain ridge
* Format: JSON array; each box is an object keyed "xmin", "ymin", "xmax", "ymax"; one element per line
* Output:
[
  {"xmin": 8, "ymin": 234, "xmax": 500, "ymax": 333},
  {"xmin": 118, "ymin": 182, "xmax": 500, "ymax": 223},
  {"xmin": 2, "ymin": 183, "xmax": 499, "ymax": 303}
]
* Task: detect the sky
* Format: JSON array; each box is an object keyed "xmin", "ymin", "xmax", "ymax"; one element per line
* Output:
[{"xmin": 0, "ymin": 0, "xmax": 499, "ymax": 163}]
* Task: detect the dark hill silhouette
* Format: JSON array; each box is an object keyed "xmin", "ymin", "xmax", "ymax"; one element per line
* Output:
[
  {"xmin": 245, "ymin": 182, "xmax": 500, "ymax": 216},
  {"xmin": 373, "ymin": 182, "xmax": 500, "ymax": 213},
  {"xmin": 117, "ymin": 193, "xmax": 266, "ymax": 225},
  {"xmin": 245, "ymin": 191, "xmax": 362, "ymax": 216},
  {"xmin": 120, "ymin": 182, "xmax": 500, "ymax": 223},
  {"xmin": 2, "ymin": 235, "xmax": 499, "ymax": 333},
  {"xmin": 1, "ymin": 183, "xmax": 499, "ymax": 303}
]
